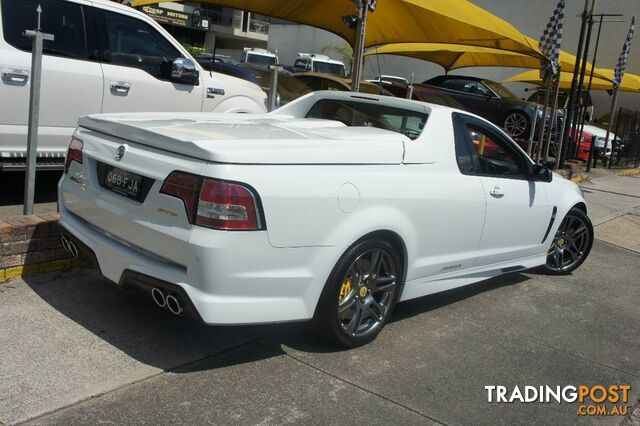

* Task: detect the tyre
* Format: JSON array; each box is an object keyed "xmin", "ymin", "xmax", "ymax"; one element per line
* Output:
[
  {"xmin": 313, "ymin": 238, "xmax": 402, "ymax": 348},
  {"xmin": 544, "ymin": 207, "xmax": 593, "ymax": 275},
  {"xmin": 503, "ymin": 111, "xmax": 531, "ymax": 139}
]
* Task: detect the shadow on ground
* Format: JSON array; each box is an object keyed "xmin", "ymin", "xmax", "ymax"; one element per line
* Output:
[{"xmin": 22, "ymin": 268, "xmax": 531, "ymax": 373}]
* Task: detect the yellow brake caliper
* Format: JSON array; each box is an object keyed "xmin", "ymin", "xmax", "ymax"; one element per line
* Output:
[{"xmin": 339, "ymin": 276, "xmax": 353, "ymax": 302}]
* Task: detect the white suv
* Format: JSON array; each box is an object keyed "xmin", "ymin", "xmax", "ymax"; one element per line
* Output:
[{"xmin": 0, "ymin": 0, "xmax": 267, "ymax": 170}]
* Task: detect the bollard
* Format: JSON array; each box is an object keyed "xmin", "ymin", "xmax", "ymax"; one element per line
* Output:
[{"xmin": 23, "ymin": 5, "xmax": 54, "ymax": 215}]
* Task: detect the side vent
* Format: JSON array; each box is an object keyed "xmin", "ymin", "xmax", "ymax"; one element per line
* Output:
[{"xmin": 541, "ymin": 206, "xmax": 558, "ymax": 244}]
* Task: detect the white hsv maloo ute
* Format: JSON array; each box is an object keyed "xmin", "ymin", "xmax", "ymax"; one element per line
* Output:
[{"xmin": 58, "ymin": 91, "xmax": 593, "ymax": 347}]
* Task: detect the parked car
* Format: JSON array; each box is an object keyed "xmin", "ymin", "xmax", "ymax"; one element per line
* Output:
[
  {"xmin": 581, "ymin": 124, "xmax": 617, "ymax": 158},
  {"xmin": 58, "ymin": 90, "xmax": 593, "ymax": 348},
  {"xmin": 423, "ymin": 75, "xmax": 542, "ymax": 139},
  {"xmin": 380, "ymin": 82, "xmax": 465, "ymax": 109},
  {"xmin": 292, "ymin": 53, "xmax": 347, "ymax": 77},
  {"xmin": 241, "ymin": 47, "xmax": 278, "ymax": 66},
  {"xmin": 196, "ymin": 59, "xmax": 311, "ymax": 107},
  {"xmin": 367, "ymin": 75, "xmax": 409, "ymax": 85},
  {"xmin": 293, "ymin": 72, "xmax": 394, "ymax": 97},
  {"xmin": 569, "ymin": 129, "xmax": 593, "ymax": 161},
  {"xmin": 527, "ymin": 89, "xmax": 594, "ymax": 123},
  {"xmin": 0, "ymin": 0, "xmax": 267, "ymax": 171}
]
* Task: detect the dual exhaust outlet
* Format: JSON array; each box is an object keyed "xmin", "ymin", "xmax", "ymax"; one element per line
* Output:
[
  {"xmin": 61, "ymin": 235, "xmax": 183, "ymax": 317},
  {"xmin": 60, "ymin": 235, "xmax": 79, "ymax": 258},
  {"xmin": 151, "ymin": 287, "xmax": 184, "ymax": 316}
]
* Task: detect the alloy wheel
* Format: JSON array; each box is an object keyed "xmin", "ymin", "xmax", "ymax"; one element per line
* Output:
[
  {"xmin": 546, "ymin": 211, "xmax": 592, "ymax": 273},
  {"xmin": 504, "ymin": 112, "xmax": 529, "ymax": 138},
  {"xmin": 337, "ymin": 248, "xmax": 398, "ymax": 338}
]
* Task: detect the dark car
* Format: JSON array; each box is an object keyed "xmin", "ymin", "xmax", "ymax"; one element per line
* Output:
[
  {"xmin": 423, "ymin": 75, "xmax": 541, "ymax": 139},
  {"xmin": 196, "ymin": 57, "xmax": 311, "ymax": 107},
  {"xmin": 380, "ymin": 82, "xmax": 466, "ymax": 109}
]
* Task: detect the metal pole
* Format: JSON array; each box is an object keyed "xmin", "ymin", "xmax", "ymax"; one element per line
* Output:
[
  {"xmin": 527, "ymin": 105, "xmax": 539, "ymax": 157},
  {"xmin": 602, "ymin": 87, "xmax": 620, "ymax": 168},
  {"xmin": 608, "ymin": 106, "xmax": 624, "ymax": 169},
  {"xmin": 555, "ymin": 108, "xmax": 568, "ymax": 170},
  {"xmin": 571, "ymin": 2, "xmax": 597, "ymax": 160},
  {"xmin": 535, "ymin": 72, "xmax": 553, "ymax": 163},
  {"xmin": 559, "ymin": 0, "xmax": 591, "ymax": 167},
  {"xmin": 585, "ymin": 16, "xmax": 605, "ymax": 171},
  {"xmin": 267, "ymin": 65, "xmax": 281, "ymax": 112},
  {"xmin": 350, "ymin": 2, "xmax": 368, "ymax": 92},
  {"xmin": 22, "ymin": 6, "xmax": 54, "ymax": 215},
  {"xmin": 543, "ymin": 75, "xmax": 562, "ymax": 162}
]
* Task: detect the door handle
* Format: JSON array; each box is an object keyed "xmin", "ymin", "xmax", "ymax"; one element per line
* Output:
[
  {"xmin": 490, "ymin": 186, "xmax": 505, "ymax": 197},
  {"xmin": 110, "ymin": 81, "xmax": 131, "ymax": 94},
  {"xmin": 1, "ymin": 69, "xmax": 29, "ymax": 84}
]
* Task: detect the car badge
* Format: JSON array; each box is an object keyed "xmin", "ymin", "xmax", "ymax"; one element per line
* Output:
[{"xmin": 115, "ymin": 145, "xmax": 126, "ymax": 161}]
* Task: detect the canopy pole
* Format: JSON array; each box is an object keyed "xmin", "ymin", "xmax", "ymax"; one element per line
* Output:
[
  {"xmin": 601, "ymin": 87, "xmax": 619, "ymax": 168},
  {"xmin": 544, "ymin": 74, "xmax": 561, "ymax": 162},
  {"xmin": 535, "ymin": 71, "xmax": 553, "ymax": 164},
  {"xmin": 571, "ymin": 6, "xmax": 596, "ymax": 160},
  {"xmin": 350, "ymin": 2, "xmax": 369, "ymax": 92},
  {"xmin": 585, "ymin": 15, "xmax": 604, "ymax": 171},
  {"xmin": 559, "ymin": 0, "xmax": 592, "ymax": 167}
]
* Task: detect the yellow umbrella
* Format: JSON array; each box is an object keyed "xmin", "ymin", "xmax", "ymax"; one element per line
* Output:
[
  {"xmin": 503, "ymin": 70, "xmax": 640, "ymax": 93},
  {"xmin": 131, "ymin": 0, "xmax": 541, "ymax": 56},
  {"xmin": 365, "ymin": 40, "xmax": 609, "ymax": 79}
]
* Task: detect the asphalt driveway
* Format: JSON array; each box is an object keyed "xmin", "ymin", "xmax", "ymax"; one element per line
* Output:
[{"xmin": 0, "ymin": 173, "xmax": 639, "ymax": 425}]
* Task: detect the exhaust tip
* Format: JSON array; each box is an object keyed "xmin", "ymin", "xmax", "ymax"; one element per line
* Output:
[
  {"xmin": 60, "ymin": 236, "xmax": 79, "ymax": 258},
  {"xmin": 166, "ymin": 294, "xmax": 183, "ymax": 315},
  {"xmin": 151, "ymin": 287, "xmax": 166, "ymax": 308}
]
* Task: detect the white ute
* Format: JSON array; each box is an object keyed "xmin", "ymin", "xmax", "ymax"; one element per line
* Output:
[
  {"xmin": 0, "ymin": 0, "xmax": 266, "ymax": 171},
  {"xmin": 58, "ymin": 91, "xmax": 593, "ymax": 347}
]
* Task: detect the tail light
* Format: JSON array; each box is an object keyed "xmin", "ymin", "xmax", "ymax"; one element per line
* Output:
[
  {"xmin": 160, "ymin": 172, "xmax": 202, "ymax": 223},
  {"xmin": 160, "ymin": 172, "xmax": 263, "ymax": 231},
  {"xmin": 64, "ymin": 137, "xmax": 83, "ymax": 173}
]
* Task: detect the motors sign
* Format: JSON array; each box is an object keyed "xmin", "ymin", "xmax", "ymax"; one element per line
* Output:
[{"xmin": 141, "ymin": 5, "xmax": 191, "ymax": 28}]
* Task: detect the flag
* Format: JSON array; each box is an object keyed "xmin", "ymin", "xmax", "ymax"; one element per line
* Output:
[
  {"xmin": 614, "ymin": 16, "xmax": 635, "ymax": 89},
  {"xmin": 367, "ymin": 0, "xmax": 376, "ymax": 12},
  {"xmin": 539, "ymin": 0, "xmax": 565, "ymax": 78}
]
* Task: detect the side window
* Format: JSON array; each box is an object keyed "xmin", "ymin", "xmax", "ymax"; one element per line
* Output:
[
  {"xmin": 1, "ymin": 0, "xmax": 87, "ymax": 59},
  {"xmin": 95, "ymin": 9, "xmax": 182, "ymax": 78},
  {"xmin": 460, "ymin": 81, "xmax": 491, "ymax": 96},
  {"xmin": 453, "ymin": 114, "xmax": 529, "ymax": 179},
  {"xmin": 294, "ymin": 59, "xmax": 308, "ymax": 70}
]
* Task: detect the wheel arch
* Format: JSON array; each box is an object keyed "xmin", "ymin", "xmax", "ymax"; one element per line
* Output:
[
  {"xmin": 352, "ymin": 229, "xmax": 409, "ymax": 288},
  {"xmin": 572, "ymin": 202, "xmax": 587, "ymax": 214}
]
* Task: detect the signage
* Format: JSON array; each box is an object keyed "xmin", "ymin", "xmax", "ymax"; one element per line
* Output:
[{"xmin": 141, "ymin": 5, "xmax": 191, "ymax": 28}]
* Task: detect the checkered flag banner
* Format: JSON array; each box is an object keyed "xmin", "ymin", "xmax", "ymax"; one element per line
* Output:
[
  {"xmin": 355, "ymin": 0, "xmax": 376, "ymax": 12},
  {"xmin": 367, "ymin": 0, "xmax": 376, "ymax": 12},
  {"xmin": 614, "ymin": 16, "xmax": 635, "ymax": 89},
  {"xmin": 539, "ymin": 0, "xmax": 565, "ymax": 77}
]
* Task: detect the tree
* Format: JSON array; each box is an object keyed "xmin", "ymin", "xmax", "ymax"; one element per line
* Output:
[{"xmin": 321, "ymin": 43, "xmax": 353, "ymax": 67}]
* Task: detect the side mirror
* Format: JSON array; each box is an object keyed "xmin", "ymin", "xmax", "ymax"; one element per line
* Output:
[
  {"xmin": 531, "ymin": 164, "xmax": 553, "ymax": 182},
  {"xmin": 170, "ymin": 58, "xmax": 199, "ymax": 86}
]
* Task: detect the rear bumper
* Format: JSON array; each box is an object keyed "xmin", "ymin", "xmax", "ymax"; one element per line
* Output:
[
  {"xmin": 57, "ymin": 201, "xmax": 345, "ymax": 325},
  {"xmin": 58, "ymin": 226, "xmax": 204, "ymax": 323}
]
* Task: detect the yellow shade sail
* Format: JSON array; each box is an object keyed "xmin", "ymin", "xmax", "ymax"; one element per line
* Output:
[
  {"xmin": 503, "ymin": 70, "xmax": 640, "ymax": 93},
  {"xmin": 365, "ymin": 39, "xmax": 608, "ymax": 80},
  {"xmin": 131, "ymin": 0, "xmax": 541, "ymax": 56}
]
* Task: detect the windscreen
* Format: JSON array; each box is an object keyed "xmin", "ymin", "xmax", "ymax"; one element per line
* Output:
[
  {"xmin": 484, "ymin": 80, "xmax": 518, "ymax": 99},
  {"xmin": 313, "ymin": 61, "xmax": 346, "ymax": 77},
  {"xmin": 305, "ymin": 99, "xmax": 428, "ymax": 140},
  {"xmin": 247, "ymin": 53, "xmax": 277, "ymax": 66}
]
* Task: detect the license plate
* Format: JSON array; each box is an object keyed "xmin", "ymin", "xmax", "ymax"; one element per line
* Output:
[{"xmin": 103, "ymin": 166, "xmax": 143, "ymax": 201}]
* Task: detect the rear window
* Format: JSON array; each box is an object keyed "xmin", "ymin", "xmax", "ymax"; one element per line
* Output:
[
  {"xmin": 1, "ymin": 0, "xmax": 87, "ymax": 59},
  {"xmin": 305, "ymin": 99, "xmax": 428, "ymax": 140},
  {"xmin": 312, "ymin": 61, "xmax": 346, "ymax": 77}
]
